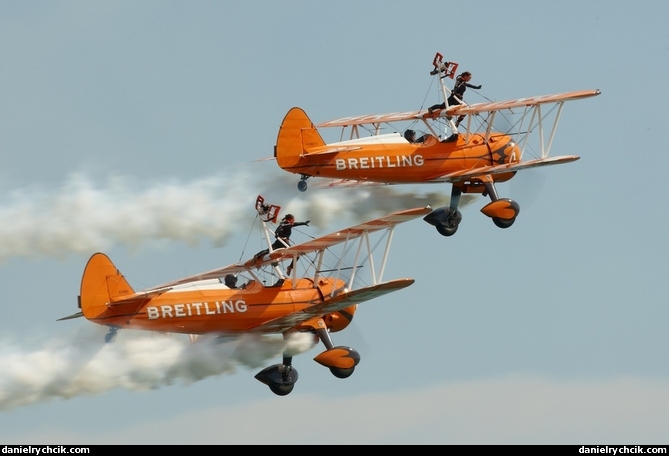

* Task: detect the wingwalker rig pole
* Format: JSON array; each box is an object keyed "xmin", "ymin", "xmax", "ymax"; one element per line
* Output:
[
  {"xmin": 430, "ymin": 52, "xmax": 460, "ymax": 138},
  {"xmin": 253, "ymin": 195, "xmax": 286, "ymax": 280},
  {"xmin": 255, "ymin": 195, "xmax": 281, "ymax": 252}
]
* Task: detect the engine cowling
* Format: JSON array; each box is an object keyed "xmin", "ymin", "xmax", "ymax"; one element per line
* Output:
[{"xmin": 321, "ymin": 304, "xmax": 357, "ymax": 332}]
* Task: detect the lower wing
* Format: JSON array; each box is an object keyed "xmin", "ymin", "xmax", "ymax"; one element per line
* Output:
[{"xmin": 250, "ymin": 278, "xmax": 414, "ymax": 333}]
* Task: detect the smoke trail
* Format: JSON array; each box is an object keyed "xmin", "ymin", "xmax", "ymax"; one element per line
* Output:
[
  {"xmin": 0, "ymin": 165, "xmax": 478, "ymax": 410},
  {"xmin": 0, "ymin": 161, "xmax": 482, "ymax": 409},
  {"xmin": 0, "ymin": 164, "xmax": 473, "ymax": 261},
  {"xmin": 0, "ymin": 326, "xmax": 317, "ymax": 411}
]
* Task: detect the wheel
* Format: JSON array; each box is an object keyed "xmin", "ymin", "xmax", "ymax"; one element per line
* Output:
[
  {"xmin": 269, "ymin": 382, "xmax": 295, "ymax": 396},
  {"xmin": 255, "ymin": 364, "xmax": 299, "ymax": 396},
  {"xmin": 492, "ymin": 217, "xmax": 516, "ymax": 229},
  {"xmin": 484, "ymin": 199, "xmax": 519, "ymax": 229},
  {"xmin": 104, "ymin": 331, "xmax": 117, "ymax": 344},
  {"xmin": 432, "ymin": 208, "xmax": 462, "ymax": 236},
  {"xmin": 330, "ymin": 366, "xmax": 355, "ymax": 379},
  {"xmin": 436, "ymin": 224, "xmax": 458, "ymax": 236},
  {"xmin": 297, "ymin": 180, "xmax": 307, "ymax": 192}
]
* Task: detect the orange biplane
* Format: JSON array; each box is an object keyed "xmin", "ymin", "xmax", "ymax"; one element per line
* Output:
[
  {"xmin": 273, "ymin": 52, "xmax": 600, "ymax": 237},
  {"xmin": 59, "ymin": 195, "xmax": 430, "ymax": 396}
]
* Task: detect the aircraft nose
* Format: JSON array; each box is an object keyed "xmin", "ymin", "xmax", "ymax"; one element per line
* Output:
[{"xmin": 493, "ymin": 139, "xmax": 520, "ymax": 164}]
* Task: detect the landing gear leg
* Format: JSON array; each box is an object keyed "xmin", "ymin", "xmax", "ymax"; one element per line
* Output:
[
  {"xmin": 316, "ymin": 327, "xmax": 334, "ymax": 350},
  {"xmin": 449, "ymin": 185, "xmax": 461, "ymax": 211},
  {"xmin": 104, "ymin": 326, "xmax": 118, "ymax": 343},
  {"xmin": 423, "ymin": 185, "xmax": 463, "ymax": 236},
  {"xmin": 254, "ymin": 333, "xmax": 299, "ymax": 396},
  {"xmin": 482, "ymin": 181, "xmax": 498, "ymax": 200}
]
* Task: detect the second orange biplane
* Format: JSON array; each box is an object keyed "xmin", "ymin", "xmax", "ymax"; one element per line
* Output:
[
  {"xmin": 59, "ymin": 196, "xmax": 430, "ymax": 396},
  {"xmin": 273, "ymin": 52, "xmax": 600, "ymax": 237}
]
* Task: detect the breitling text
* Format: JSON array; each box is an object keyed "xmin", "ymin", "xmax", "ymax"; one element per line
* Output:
[
  {"xmin": 146, "ymin": 301, "xmax": 248, "ymax": 319},
  {"xmin": 335, "ymin": 155, "xmax": 424, "ymax": 170}
]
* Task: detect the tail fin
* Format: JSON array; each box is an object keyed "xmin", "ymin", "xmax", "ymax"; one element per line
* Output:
[
  {"xmin": 80, "ymin": 252, "xmax": 135, "ymax": 320},
  {"xmin": 274, "ymin": 107, "xmax": 326, "ymax": 169}
]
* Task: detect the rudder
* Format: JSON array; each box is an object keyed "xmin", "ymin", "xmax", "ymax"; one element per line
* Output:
[
  {"xmin": 80, "ymin": 252, "xmax": 135, "ymax": 320},
  {"xmin": 274, "ymin": 107, "xmax": 326, "ymax": 169}
]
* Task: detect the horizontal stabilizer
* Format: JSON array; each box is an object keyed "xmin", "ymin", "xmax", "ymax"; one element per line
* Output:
[{"xmin": 57, "ymin": 311, "xmax": 84, "ymax": 321}]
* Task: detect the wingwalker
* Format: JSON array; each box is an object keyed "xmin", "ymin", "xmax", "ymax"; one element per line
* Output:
[
  {"xmin": 59, "ymin": 195, "xmax": 431, "ymax": 396},
  {"xmin": 272, "ymin": 51, "xmax": 600, "ymax": 237}
]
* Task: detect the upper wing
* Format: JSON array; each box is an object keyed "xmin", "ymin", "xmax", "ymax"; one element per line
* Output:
[
  {"xmin": 146, "ymin": 206, "xmax": 432, "ymax": 290},
  {"xmin": 315, "ymin": 90, "xmax": 601, "ymax": 127},
  {"xmin": 249, "ymin": 278, "xmax": 414, "ymax": 333},
  {"xmin": 146, "ymin": 263, "xmax": 251, "ymax": 291},
  {"xmin": 301, "ymin": 133, "xmax": 406, "ymax": 157},
  {"xmin": 252, "ymin": 206, "xmax": 432, "ymax": 266},
  {"xmin": 317, "ymin": 111, "xmax": 425, "ymax": 128},
  {"xmin": 448, "ymin": 89, "xmax": 601, "ymax": 116}
]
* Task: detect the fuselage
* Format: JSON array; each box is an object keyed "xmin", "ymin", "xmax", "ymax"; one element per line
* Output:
[
  {"xmin": 88, "ymin": 277, "xmax": 347, "ymax": 335},
  {"xmin": 285, "ymin": 133, "xmax": 520, "ymax": 184}
]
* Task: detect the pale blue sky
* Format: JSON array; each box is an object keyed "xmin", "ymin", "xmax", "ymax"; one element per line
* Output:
[{"xmin": 0, "ymin": 0, "xmax": 668, "ymax": 444}]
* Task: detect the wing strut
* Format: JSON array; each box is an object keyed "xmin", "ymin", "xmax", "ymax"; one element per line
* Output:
[
  {"xmin": 336, "ymin": 223, "xmax": 397, "ymax": 295},
  {"xmin": 545, "ymin": 102, "xmax": 565, "ymax": 158},
  {"xmin": 378, "ymin": 225, "xmax": 395, "ymax": 281},
  {"xmin": 345, "ymin": 231, "xmax": 363, "ymax": 295}
]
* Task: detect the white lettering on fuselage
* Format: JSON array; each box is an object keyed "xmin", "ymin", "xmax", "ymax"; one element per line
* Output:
[
  {"xmin": 335, "ymin": 154, "xmax": 424, "ymax": 170},
  {"xmin": 146, "ymin": 301, "xmax": 248, "ymax": 319}
]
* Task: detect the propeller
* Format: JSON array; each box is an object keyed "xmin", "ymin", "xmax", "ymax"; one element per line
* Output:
[
  {"xmin": 488, "ymin": 109, "xmax": 547, "ymax": 211},
  {"xmin": 508, "ymin": 168, "xmax": 546, "ymax": 212}
]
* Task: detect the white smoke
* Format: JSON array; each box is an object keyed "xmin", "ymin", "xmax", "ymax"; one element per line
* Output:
[
  {"xmin": 0, "ymin": 327, "xmax": 317, "ymax": 411},
  {"xmin": 0, "ymin": 165, "xmax": 475, "ymax": 410},
  {"xmin": 0, "ymin": 165, "xmax": 474, "ymax": 262}
]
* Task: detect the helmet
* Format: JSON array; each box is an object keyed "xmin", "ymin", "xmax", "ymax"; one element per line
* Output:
[{"xmin": 224, "ymin": 274, "xmax": 237, "ymax": 288}]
